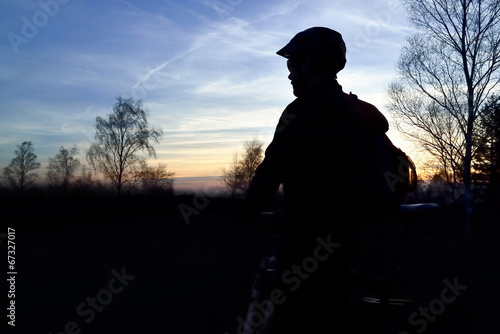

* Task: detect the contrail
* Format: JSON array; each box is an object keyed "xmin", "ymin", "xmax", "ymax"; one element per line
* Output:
[
  {"xmin": 133, "ymin": 44, "xmax": 201, "ymax": 88},
  {"xmin": 132, "ymin": 34, "xmax": 216, "ymax": 89},
  {"xmin": 61, "ymin": 106, "xmax": 93, "ymax": 132}
]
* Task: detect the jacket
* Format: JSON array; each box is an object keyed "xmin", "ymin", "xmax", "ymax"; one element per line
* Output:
[{"xmin": 246, "ymin": 78, "xmax": 388, "ymax": 229}]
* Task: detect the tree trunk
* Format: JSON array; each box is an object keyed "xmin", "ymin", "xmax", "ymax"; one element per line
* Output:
[
  {"xmin": 462, "ymin": 8, "xmax": 475, "ymax": 238},
  {"xmin": 463, "ymin": 107, "xmax": 475, "ymax": 238}
]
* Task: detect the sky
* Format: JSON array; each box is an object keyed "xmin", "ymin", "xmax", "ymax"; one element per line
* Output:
[{"xmin": 0, "ymin": 0, "xmax": 417, "ymax": 187}]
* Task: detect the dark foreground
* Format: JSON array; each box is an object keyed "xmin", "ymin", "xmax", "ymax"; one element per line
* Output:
[{"xmin": 2, "ymin": 195, "xmax": 499, "ymax": 334}]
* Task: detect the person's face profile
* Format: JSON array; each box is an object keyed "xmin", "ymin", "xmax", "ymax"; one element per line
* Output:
[{"xmin": 287, "ymin": 58, "xmax": 309, "ymax": 97}]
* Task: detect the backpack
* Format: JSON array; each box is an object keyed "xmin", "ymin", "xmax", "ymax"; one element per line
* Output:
[
  {"xmin": 371, "ymin": 132, "xmax": 418, "ymax": 212},
  {"xmin": 342, "ymin": 92, "xmax": 418, "ymax": 216}
]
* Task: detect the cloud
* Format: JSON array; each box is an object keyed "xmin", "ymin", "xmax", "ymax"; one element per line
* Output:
[{"xmin": 255, "ymin": 0, "xmax": 303, "ymax": 22}]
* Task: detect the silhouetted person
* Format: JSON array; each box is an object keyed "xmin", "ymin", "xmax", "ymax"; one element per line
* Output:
[{"xmin": 246, "ymin": 27, "xmax": 389, "ymax": 334}]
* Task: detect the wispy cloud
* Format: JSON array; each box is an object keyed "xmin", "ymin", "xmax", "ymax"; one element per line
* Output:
[
  {"xmin": 0, "ymin": 0, "xmax": 412, "ymax": 178},
  {"xmin": 255, "ymin": 0, "xmax": 303, "ymax": 22}
]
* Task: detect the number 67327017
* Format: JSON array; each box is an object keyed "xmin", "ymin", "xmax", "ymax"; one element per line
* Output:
[{"xmin": 7, "ymin": 228, "xmax": 16, "ymax": 269}]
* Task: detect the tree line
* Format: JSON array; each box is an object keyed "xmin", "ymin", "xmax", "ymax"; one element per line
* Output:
[
  {"xmin": 1, "ymin": 97, "xmax": 174, "ymax": 197},
  {"xmin": 0, "ymin": 95, "xmax": 264, "ymax": 199},
  {"xmin": 1, "ymin": 91, "xmax": 498, "ymax": 203}
]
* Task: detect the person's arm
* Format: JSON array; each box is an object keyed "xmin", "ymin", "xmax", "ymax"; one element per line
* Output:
[
  {"xmin": 245, "ymin": 145, "xmax": 282, "ymax": 219},
  {"xmin": 245, "ymin": 102, "xmax": 300, "ymax": 219}
]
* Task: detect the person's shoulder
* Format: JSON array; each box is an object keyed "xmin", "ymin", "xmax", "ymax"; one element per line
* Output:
[{"xmin": 283, "ymin": 95, "xmax": 309, "ymax": 116}]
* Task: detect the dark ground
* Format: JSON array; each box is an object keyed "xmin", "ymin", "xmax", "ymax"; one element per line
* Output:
[{"xmin": 2, "ymin": 195, "xmax": 499, "ymax": 334}]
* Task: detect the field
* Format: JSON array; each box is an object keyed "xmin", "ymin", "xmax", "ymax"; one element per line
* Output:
[{"xmin": 2, "ymin": 195, "xmax": 499, "ymax": 334}]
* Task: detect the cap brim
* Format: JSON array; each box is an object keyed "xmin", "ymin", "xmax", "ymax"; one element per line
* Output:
[
  {"xmin": 276, "ymin": 45, "xmax": 291, "ymax": 58},
  {"xmin": 277, "ymin": 38, "xmax": 301, "ymax": 58}
]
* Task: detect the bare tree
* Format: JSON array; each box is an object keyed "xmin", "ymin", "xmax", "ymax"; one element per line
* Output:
[
  {"xmin": 136, "ymin": 162, "xmax": 175, "ymax": 195},
  {"xmin": 240, "ymin": 138, "xmax": 264, "ymax": 186},
  {"xmin": 3, "ymin": 141, "xmax": 41, "ymax": 195},
  {"xmin": 220, "ymin": 153, "xmax": 245, "ymax": 198},
  {"xmin": 46, "ymin": 146, "xmax": 81, "ymax": 195},
  {"xmin": 388, "ymin": 85, "xmax": 465, "ymax": 193},
  {"xmin": 86, "ymin": 96, "xmax": 163, "ymax": 196},
  {"xmin": 387, "ymin": 0, "xmax": 500, "ymax": 233},
  {"xmin": 219, "ymin": 138, "xmax": 264, "ymax": 197}
]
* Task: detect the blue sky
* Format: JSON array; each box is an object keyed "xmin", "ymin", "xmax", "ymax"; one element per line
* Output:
[{"xmin": 1, "ymin": 0, "xmax": 414, "ymax": 179}]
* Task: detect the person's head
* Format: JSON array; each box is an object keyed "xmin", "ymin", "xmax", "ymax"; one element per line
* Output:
[{"xmin": 277, "ymin": 27, "xmax": 346, "ymax": 96}]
